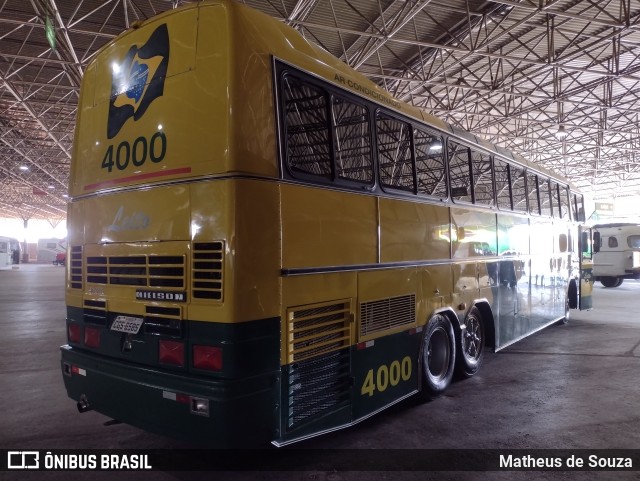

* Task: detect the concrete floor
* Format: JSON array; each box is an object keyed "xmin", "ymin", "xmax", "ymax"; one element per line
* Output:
[{"xmin": 1, "ymin": 264, "xmax": 640, "ymax": 481}]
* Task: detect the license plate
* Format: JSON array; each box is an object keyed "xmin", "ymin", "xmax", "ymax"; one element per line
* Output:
[{"xmin": 111, "ymin": 315, "xmax": 144, "ymax": 334}]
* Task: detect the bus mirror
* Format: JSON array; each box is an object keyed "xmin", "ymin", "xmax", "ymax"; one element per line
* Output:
[
  {"xmin": 593, "ymin": 231, "xmax": 600, "ymax": 253},
  {"xmin": 559, "ymin": 233, "xmax": 567, "ymax": 253}
]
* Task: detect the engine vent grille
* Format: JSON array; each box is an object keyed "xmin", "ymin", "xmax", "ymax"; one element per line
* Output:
[
  {"xmin": 70, "ymin": 246, "xmax": 83, "ymax": 289},
  {"xmin": 85, "ymin": 255, "xmax": 185, "ymax": 288},
  {"xmin": 83, "ymin": 299, "xmax": 107, "ymax": 325},
  {"xmin": 286, "ymin": 349, "xmax": 350, "ymax": 430},
  {"xmin": 144, "ymin": 305, "xmax": 182, "ymax": 337},
  {"xmin": 286, "ymin": 300, "xmax": 351, "ymax": 363},
  {"xmin": 191, "ymin": 242, "xmax": 224, "ymax": 301},
  {"xmin": 360, "ymin": 294, "xmax": 416, "ymax": 337}
]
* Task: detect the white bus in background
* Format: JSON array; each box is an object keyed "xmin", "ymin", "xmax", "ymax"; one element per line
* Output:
[
  {"xmin": 593, "ymin": 223, "xmax": 640, "ymax": 287},
  {"xmin": 37, "ymin": 238, "xmax": 67, "ymax": 264},
  {"xmin": 0, "ymin": 237, "xmax": 21, "ymax": 268}
]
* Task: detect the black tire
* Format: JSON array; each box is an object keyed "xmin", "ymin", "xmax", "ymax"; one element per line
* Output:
[
  {"xmin": 456, "ymin": 306, "xmax": 485, "ymax": 378},
  {"xmin": 614, "ymin": 278, "xmax": 624, "ymax": 287},
  {"xmin": 600, "ymin": 276, "xmax": 620, "ymax": 288},
  {"xmin": 419, "ymin": 313, "xmax": 455, "ymax": 401}
]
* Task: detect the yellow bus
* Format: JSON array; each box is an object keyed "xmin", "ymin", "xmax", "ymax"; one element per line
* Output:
[{"xmin": 61, "ymin": 0, "xmax": 594, "ymax": 447}]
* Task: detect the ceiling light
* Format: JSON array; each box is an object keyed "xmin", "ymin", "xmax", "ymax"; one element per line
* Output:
[
  {"xmin": 19, "ymin": 165, "xmax": 28, "ymax": 171},
  {"xmin": 556, "ymin": 125, "xmax": 568, "ymax": 139},
  {"xmin": 429, "ymin": 141, "xmax": 443, "ymax": 152}
]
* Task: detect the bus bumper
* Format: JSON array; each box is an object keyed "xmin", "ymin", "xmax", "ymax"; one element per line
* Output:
[{"xmin": 60, "ymin": 344, "xmax": 279, "ymax": 447}]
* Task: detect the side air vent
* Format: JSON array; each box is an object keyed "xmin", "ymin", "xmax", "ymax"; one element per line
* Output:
[
  {"xmin": 286, "ymin": 299, "xmax": 352, "ymax": 363},
  {"xmin": 83, "ymin": 299, "xmax": 106, "ymax": 325},
  {"xmin": 70, "ymin": 246, "xmax": 83, "ymax": 289},
  {"xmin": 360, "ymin": 294, "xmax": 416, "ymax": 337},
  {"xmin": 191, "ymin": 242, "xmax": 224, "ymax": 301}
]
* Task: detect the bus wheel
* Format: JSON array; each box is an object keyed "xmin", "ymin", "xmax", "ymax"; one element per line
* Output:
[
  {"xmin": 614, "ymin": 278, "xmax": 624, "ymax": 287},
  {"xmin": 419, "ymin": 313, "xmax": 455, "ymax": 401},
  {"xmin": 600, "ymin": 276, "xmax": 620, "ymax": 288},
  {"xmin": 456, "ymin": 306, "xmax": 485, "ymax": 378}
]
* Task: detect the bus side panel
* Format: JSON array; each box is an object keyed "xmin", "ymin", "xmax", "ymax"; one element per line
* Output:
[
  {"xmin": 378, "ymin": 198, "xmax": 451, "ymax": 263},
  {"xmin": 191, "ymin": 179, "xmax": 281, "ymax": 324},
  {"xmin": 529, "ymin": 219, "xmax": 565, "ymax": 329},
  {"xmin": 280, "ymin": 185, "xmax": 377, "ymax": 269},
  {"xmin": 351, "ymin": 330, "xmax": 420, "ymax": 420}
]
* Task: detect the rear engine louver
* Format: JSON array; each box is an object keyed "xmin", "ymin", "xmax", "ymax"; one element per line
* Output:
[
  {"xmin": 360, "ymin": 294, "xmax": 416, "ymax": 337},
  {"xmin": 83, "ymin": 299, "xmax": 106, "ymax": 325},
  {"xmin": 191, "ymin": 242, "xmax": 224, "ymax": 301},
  {"xmin": 286, "ymin": 300, "xmax": 351, "ymax": 363},
  {"xmin": 285, "ymin": 299, "xmax": 352, "ymax": 430},
  {"xmin": 70, "ymin": 246, "xmax": 83, "ymax": 289},
  {"xmin": 144, "ymin": 305, "xmax": 182, "ymax": 338}
]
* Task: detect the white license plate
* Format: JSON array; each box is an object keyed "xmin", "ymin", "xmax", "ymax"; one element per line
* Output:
[{"xmin": 111, "ymin": 316, "xmax": 144, "ymax": 334}]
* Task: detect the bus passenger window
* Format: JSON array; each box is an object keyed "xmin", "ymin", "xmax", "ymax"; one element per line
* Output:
[
  {"xmin": 608, "ymin": 236, "xmax": 618, "ymax": 248},
  {"xmin": 550, "ymin": 180, "xmax": 561, "ymax": 218},
  {"xmin": 471, "ymin": 150, "xmax": 494, "ymax": 206},
  {"xmin": 539, "ymin": 177, "xmax": 552, "ymax": 216},
  {"xmin": 494, "ymin": 159, "xmax": 512, "ymax": 210},
  {"xmin": 511, "ymin": 165, "xmax": 527, "ymax": 212},
  {"xmin": 414, "ymin": 128, "xmax": 446, "ymax": 199},
  {"xmin": 447, "ymin": 141, "xmax": 472, "ymax": 202},
  {"xmin": 559, "ymin": 185, "xmax": 571, "ymax": 219},
  {"xmin": 332, "ymin": 97, "xmax": 373, "ymax": 183},
  {"xmin": 282, "ymin": 76, "xmax": 331, "ymax": 179},
  {"xmin": 527, "ymin": 172, "xmax": 540, "ymax": 215},
  {"xmin": 376, "ymin": 114, "xmax": 414, "ymax": 192}
]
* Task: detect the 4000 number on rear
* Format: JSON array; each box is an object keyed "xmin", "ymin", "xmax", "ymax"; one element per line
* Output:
[{"xmin": 101, "ymin": 132, "xmax": 167, "ymax": 173}]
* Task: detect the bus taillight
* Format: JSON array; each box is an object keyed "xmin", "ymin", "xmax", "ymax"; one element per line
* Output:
[
  {"xmin": 193, "ymin": 345, "xmax": 222, "ymax": 371},
  {"xmin": 83, "ymin": 326, "xmax": 101, "ymax": 348},
  {"xmin": 68, "ymin": 323, "xmax": 81, "ymax": 343},
  {"xmin": 159, "ymin": 340, "xmax": 185, "ymax": 367}
]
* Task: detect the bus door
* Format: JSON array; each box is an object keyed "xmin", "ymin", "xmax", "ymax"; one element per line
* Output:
[{"xmin": 579, "ymin": 226, "xmax": 594, "ymax": 310}]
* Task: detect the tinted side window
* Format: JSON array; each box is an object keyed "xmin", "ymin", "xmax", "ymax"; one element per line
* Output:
[
  {"xmin": 527, "ymin": 173, "xmax": 540, "ymax": 215},
  {"xmin": 448, "ymin": 141, "xmax": 472, "ymax": 202},
  {"xmin": 376, "ymin": 113, "xmax": 414, "ymax": 192},
  {"xmin": 538, "ymin": 177, "xmax": 552, "ymax": 216},
  {"xmin": 471, "ymin": 150, "xmax": 494, "ymax": 206},
  {"xmin": 511, "ymin": 165, "xmax": 527, "ymax": 212},
  {"xmin": 282, "ymin": 76, "xmax": 331, "ymax": 178},
  {"xmin": 414, "ymin": 128, "xmax": 447, "ymax": 199},
  {"xmin": 608, "ymin": 236, "xmax": 618, "ymax": 248},
  {"xmin": 333, "ymin": 97, "xmax": 372, "ymax": 183},
  {"xmin": 550, "ymin": 180, "xmax": 561, "ymax": 218},
  {"xmin": 495, "ymin": 159, "xmax": 511, "ymax": 210},
  {"xmin": 559, "ymin": 185, "xmax": 570, "ymax": 220}
]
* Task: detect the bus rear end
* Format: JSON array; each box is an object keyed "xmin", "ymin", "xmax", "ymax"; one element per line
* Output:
[{"xmin": 61, "ymin": 2, "xmax": 280, "ymax": 446}]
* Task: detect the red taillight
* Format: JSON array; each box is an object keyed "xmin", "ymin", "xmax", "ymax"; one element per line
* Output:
[
  {"xmin": 159, "ymin": 340, "xmax": 185, "ymax": 367},
  {"xmin": 68, "ymin": 323, "xmax": 81, "ymax": 343},
  {"xmin": 84, "ymin": 326, "xmax": 101, "ymax": 348},
  {"xmin": 193, "ymin": 345, "xmax": 222, "ymax": 371}
]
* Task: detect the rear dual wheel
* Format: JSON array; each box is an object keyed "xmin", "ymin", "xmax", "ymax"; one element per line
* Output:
[
  {"xmin": 419, "ymin": 313, "xmax": 455, "ymax": 400},
  {"xmin": 600, "ymin": 276, "xmax": 623, "ymax": 288},
  {"xmin": 419, "ymin": 308, "xmax": 486, "ymax": 400},
  {"xmin": 456, "ymin": 306, "xmax": 485, "ymax": 378}
]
